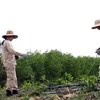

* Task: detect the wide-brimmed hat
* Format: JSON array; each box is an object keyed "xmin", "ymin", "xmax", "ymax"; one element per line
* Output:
[
  {"xmin": 92, "ymin": 19, "xmax": 100, "ymax": 29},
  {"xmin": 2, "ymin": 30, "xmax": 18, "ymax": 39}
]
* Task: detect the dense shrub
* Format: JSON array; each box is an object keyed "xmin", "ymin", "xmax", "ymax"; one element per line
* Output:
[{"xmin": 0, "ymin": 50, "xmax": 100, "ymax": 86}]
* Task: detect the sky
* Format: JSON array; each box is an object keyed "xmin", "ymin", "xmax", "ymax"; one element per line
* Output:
[{"xmin": 0, "ymin": 0, "xmax": 100, "ymax": 57}]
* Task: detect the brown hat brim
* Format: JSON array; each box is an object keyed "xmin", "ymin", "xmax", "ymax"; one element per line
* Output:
[
  {"xmin": 92, "ymin": 26, "xmax": 98, "ymax": 29},
  {"xmin": 92, "ymin": 24, "xmax": 100, "ymax": 29},
  {"xmin": 2, "ymin": 35, "xmax": 18, "ymax": 39}
]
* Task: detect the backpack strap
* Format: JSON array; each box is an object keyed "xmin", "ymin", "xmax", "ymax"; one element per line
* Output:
[{"xmin": 1, "ymin": 40, "xmax": 5, "ymax": 45}]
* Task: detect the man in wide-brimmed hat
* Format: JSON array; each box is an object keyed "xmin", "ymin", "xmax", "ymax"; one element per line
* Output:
[
  {"xmin": 92, "ymin": 19, "xmax": 100, "ymax": 30},
  {"xmin": 1, "ymin": 30, "xmax": 27, "ymax": 96},
  {"xmin": 92, "ymin": 20, "xmax": 100, "ymax": 55}
]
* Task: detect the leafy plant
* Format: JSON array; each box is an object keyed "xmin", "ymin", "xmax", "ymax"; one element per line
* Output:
[
  {"xmin": 79, "ymin": 75, "xmax": 98, "ymax": 92},
  {"xmin": 55, "ymin": 72, "xmax": 73, "ymax": 84},
  {"xmin": 22, "ymin": 81, "xmax": 32, "ymax": 89}
]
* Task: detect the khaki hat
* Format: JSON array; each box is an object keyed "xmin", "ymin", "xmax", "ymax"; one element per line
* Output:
[
  {"xmin": 92, "ymin": 19, "xmax": 100, "ymax": 29},
  {"xmin": 2, "ymin": 30, "xmax": 18, "ymax": 39}
]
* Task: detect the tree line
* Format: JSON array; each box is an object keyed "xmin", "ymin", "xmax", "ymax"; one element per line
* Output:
[{"xmin": 0, "ymin": 49, "xmax": 100, "ymax": 86}]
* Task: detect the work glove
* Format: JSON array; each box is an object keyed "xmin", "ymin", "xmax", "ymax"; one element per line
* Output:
[{"xmin": 15, "ymin": 55, "xmax": 19, "ymax": 60}]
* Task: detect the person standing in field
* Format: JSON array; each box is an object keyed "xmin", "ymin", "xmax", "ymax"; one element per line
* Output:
[
  {"xmin": 92, "ymin": 19, "xmax": 100, "ymax": 55},
  {"xmin": 1, "ymin": 30, "xmax": 27, "ymax": 96}
]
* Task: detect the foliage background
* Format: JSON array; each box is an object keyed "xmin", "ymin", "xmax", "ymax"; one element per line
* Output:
[{"xmin": 0, "ymin": 49, "xmax": 100, "ymax": 87}]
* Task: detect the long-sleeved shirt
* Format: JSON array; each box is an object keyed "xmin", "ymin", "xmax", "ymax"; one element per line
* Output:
[{"xmin": 1, "ymin": 40, "xmax": 22, "ymax": 66}]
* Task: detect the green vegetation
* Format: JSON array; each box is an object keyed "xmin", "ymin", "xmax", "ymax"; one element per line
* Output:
[{"xmin": 0, "ymin": 49, "xmax": 100, "ymax": 99}]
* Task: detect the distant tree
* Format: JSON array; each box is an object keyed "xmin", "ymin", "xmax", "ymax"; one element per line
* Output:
[
  {"xmin": 29, "ymin": 50, "xmax": 46, "ymax": 81},
  {"xmin": 44, "ymin": 49, "xmax": 63, "ymax": 81},
  {"xmin": 76, "ymin": 56, "xmax": 100, "ymax": 77},
  {"xmin": 61, "ymin": 53, "xmax": 78, "ymax": 79}
]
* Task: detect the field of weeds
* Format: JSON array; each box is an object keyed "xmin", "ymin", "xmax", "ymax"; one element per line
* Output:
[{"xmin": 0, "ymin": 88, "xmax": 100, "ymax": 100}]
